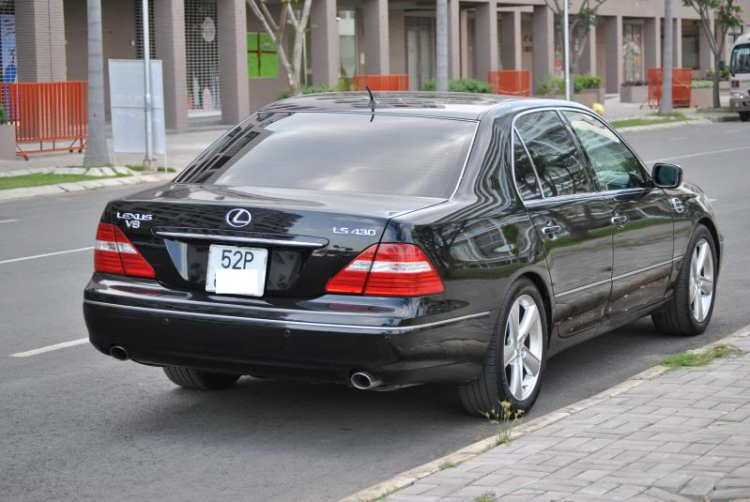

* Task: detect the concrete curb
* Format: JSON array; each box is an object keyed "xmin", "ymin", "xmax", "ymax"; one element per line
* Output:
[
  {"xmin": 340, "ymin": 324, "xmax": 750, "ymax": 502},
  {"xmin": 616, "ymin": 118, "xmax": 712, "ymax": 133},
  {"xmin": 0, "ymin": 172, "xmax": 173, "ymax": 203}
]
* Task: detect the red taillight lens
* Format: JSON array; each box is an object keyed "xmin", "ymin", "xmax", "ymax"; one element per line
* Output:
[
  {"xmin": 94, "ymin": 223, "xmax": 155, "ymax": 278},
  {"xmin": 325, "ymin": 243, "xmax": 444, "ymax": 297},
  {"xmin": 732, "ymin": 80, "xmax": 740, "ymax": 88}
]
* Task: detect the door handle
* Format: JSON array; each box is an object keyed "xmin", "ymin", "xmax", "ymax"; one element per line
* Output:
[
  {"xmin": 541, "ymin": 223, "xmax": 562, "ymax": 239},
  {"xmin": 611, "ymin": 214, "xmax": 629, "ymax": 227}
]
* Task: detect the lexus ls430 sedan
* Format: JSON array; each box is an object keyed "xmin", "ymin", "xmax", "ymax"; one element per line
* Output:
[{"xmin": 83, "ymin": 93, "xmax": 721, "ymax": 416}]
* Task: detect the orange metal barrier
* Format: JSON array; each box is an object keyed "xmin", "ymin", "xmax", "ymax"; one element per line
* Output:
[
  {"xmin": 353, "ymin": 75, "xmax": 410, "ymax": 91},
  {"xmin": 488, "ymin": 70, "xmax": 531, "ymax": 97},
  {"xmin": 648, "ymin": 68, "xmax": 692, "ymax": 108},
  {"xmin": 0, "ymin": 81, "xmax": 88, "ymax": 159}
]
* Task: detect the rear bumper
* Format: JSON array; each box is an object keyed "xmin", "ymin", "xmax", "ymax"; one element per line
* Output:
[
  {"xmin": 730, "ymin": 96, "xmax": 750, "ymax": 112},
  {"xmin": 83, "ymin": 275, "xmax": 494, "ymax": 386}
]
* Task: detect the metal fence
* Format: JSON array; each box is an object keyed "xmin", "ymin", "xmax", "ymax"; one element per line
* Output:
[
  {"xmin": 648, "ymin": 68, "xmax": 692, "ymax": 108},
  {"xmin": 353, "ymin": 75, "xmax": 410, "ymax": 91},
  {"xmin": 0, "ymin": 81, "xmax": 88, "ymax": 159},
  {"xmin": 488, "ymin": 70, "xmax": 531, "ymax": 97}
]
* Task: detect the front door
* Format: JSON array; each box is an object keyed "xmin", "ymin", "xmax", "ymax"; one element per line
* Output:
[
  {"xmin": 562, "ymin": 111, "xmax": 674, "ymax": 319},
  {"xmin": 514, "ymin": 111, "xmax": 614, "ymax": 337}
]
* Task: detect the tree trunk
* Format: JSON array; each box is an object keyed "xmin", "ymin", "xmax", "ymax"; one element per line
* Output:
[
  {"xmin": 436, "ymin": 0, "xmax": 448, "ymax": 91},
  {"xmin": 83, "ymin": 0, "xmax": 110, "ymax": 166},
  {"xmin": 713, "ymin": 51, "xmax": 722, "ymax": 109},
  {"xmin": 661, "ymin": 0, "xmax": 673, "ymax": 114}
]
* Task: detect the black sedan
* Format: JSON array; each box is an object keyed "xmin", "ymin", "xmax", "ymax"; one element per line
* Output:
[{"xmin": 83, "ymin": 92, "xmax": 721, "ymax": 416}]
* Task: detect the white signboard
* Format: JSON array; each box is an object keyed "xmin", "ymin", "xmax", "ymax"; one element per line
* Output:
[{"xmin": 109, "ymin": 59, "xmax": 166, "ymax": 155}]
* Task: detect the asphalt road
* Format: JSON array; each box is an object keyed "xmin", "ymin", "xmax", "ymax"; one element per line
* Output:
[{"xmin": 1, "ymin": 122, "xmax": 749, "ymax": 502}]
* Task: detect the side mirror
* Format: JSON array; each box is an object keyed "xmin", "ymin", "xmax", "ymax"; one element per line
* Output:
[
  {"xmin": 652, "ymin": 163, "xmax": 683, "ymax": 189},
  {"xmin": 719, "ymin": 60, "xmax": 726, "ymax": 72}
]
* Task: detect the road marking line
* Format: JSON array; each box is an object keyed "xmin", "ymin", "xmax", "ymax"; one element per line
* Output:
[
  {"xmin": 0, "ymin": 219, "xmax": 17, "ymax": 224},
  {"xmin": 10, "ymin": 338, "xmax": 88, "ymax": 358},
  {"xmin": 0, "ymin": 246, "xmax": 93, "ymax": 265},
  {"xmin": 647, "ymin": 145, "xmax": 750, "ymax": 163}
]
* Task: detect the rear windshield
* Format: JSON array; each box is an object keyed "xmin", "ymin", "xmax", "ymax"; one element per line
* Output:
[{"xmin": 177, "ymin": 112, "xmax": 477, "ymax": 198}]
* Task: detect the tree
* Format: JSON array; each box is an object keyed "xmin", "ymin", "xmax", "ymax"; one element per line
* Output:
[
  {"xmin": 83, "ymin": 0, "xmax": 110, "ymax": 167},
  {"xmin": 662, "ymin": 0, "xmax": 673, "ymax": 114},
  {"xmin": 545, "ymin": 0, "xmax": 610, "ymax": 75},
  {"xmin": 683, "ymin": 0, "xmax": 743, "ymax": 108},
  {"xmin": 246, "ymin": 0, "xmax": 312, "ymax": 96}
]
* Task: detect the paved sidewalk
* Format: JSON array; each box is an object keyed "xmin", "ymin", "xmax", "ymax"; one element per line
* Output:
[{"xmin": 384, "ymin": 331, "xmax": 750, "ymax": 502}]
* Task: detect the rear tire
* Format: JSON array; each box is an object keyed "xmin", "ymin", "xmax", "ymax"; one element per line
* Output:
[
  {"xmin": 459, "ymin": 278, "xmax": 548, "ymax": 417},
  {"xmin": 652, "ymin": 225, "xmax": 717, "ymax": 336},
  {"xmin": 740, "ymin": 112, "xmax": 750, "ymax": 122},
  {"xmin": 163, "ymin": 366, "xmax": 241, "ymax": 390}
]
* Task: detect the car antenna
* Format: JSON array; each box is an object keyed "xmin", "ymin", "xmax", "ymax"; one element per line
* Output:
[{"xmin": 366, "ymin": 86, "xmax": 376, "ymax": 121}]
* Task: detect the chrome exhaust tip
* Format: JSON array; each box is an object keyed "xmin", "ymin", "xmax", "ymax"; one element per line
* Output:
[
  {"xmin": 350, "ymin": 371, "xmax": 382, "ymax": 390},
  {"xmin": 109, "ymin": 346, "xmax": 129, "ymax": 361}
]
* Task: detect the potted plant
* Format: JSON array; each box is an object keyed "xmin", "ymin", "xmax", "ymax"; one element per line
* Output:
[
  {"xmin": 537, "ymin": 75, "xmax": 604, "ymax": 107},
  {"xmin": 691, "ymin": 80, "xmax": 714, "ymax": 108},
  {"xmin": 620, "ymin": 80, "xmax": 649, "ymax": 104},
  {"xmin": 0, "ymin": 105, "xmax": 15, "ymax": 160}
]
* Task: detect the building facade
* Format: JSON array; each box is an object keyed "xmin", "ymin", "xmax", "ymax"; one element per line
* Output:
[{"xmin": 5, "ymin": 0, "xmax": 750, "ymax": 131}]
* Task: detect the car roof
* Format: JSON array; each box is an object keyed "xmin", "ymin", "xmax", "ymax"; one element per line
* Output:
[{"xmin": 259, "ymin": 91, "xmax": 591, "ymax": 121}]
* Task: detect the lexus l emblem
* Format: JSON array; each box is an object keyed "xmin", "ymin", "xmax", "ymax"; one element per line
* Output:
[{"xmin": 226, "ymin": 208, "xmax": 252, "ymax": 228}]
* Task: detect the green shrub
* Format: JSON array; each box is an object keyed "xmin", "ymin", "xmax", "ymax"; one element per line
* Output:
[
  {"xmin": 538, "ymin": 74, "xmax": 602, "ymax": 96},
  {"xmin": 422, "ymin": 78, "xmax": 493, "ymax": 93},
  {"xmin": 707, "ymin": 67, "xmax": 731, "ymax": 81},
  {"xmin": 692, "ymin": 80, "xmax": 714, "ymax": 88},
  {"xmin": 277, "ymin": 84, "xmax": 335, "ymax": 101},
  {"xmin": 0, "ymin": 105, "xmax": 6, "ymax": 125}
]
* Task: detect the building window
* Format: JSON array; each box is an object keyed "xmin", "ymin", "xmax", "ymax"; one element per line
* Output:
[
  {"xmin": 405, "ymin": 17, "xmax": 436, "ymax": 91},
  {"xmin": 682, "ymin": 21, "xmax": 700, "ymax": 70},
  {"xmin": 338, "ymin": 9, "xmax": 357, "ymax": 80},
  {"xmin": 247, "ymin": 32, "xmax": 278, "ymax": 79},
  {"xmin": 185, "ymin": 0, "xmax": 221, "ymax": 115},
  {"xmin": 0, "ymin": 0, "xmax": 16, "ymax": 84},
  {"xmin": 623, "ymin": 21, "xmax": 644, "ymax": 83}
]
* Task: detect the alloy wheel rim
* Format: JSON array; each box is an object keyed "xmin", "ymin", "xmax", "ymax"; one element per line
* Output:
[
  {"xmin": 503, "ymin": 294, "xmax": 544, "ymax": 401},
  {"xmin": 689, "ymin": 239, "xmax": 714, "ymax": 323}
]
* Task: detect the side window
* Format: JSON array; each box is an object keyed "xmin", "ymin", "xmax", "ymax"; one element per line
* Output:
[
  {"xmin": 513, "ymin": 131, "xmax": 542, "ymax": 201},
  {"xmin": 515, "ymin": 111, "xmax": 596, "ymax": 197},
  {"xmin": 564, "ymin": 111, "xmax": 648, "ymax": 190}
]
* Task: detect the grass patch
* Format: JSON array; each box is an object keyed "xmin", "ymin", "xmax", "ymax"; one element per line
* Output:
[
  {"xmin": 0, "ymin": 173, "xmax": 111, "ymax": 191},
  {"xmin": 659, "ymin": 344, "xmax": 742, "ymax": 370},
  {"xmin": 611, "ymin": 111, "xmax": 689, "ymax": 129},
  {"xmin": 482, "ymin": 400, "xmax": 524, "ymax": 447},
  {"xmin": 474, "ymin": 492, "xmax": 498, "ymax": 502},
  {"xmin": 125, "ymin": 164, "xmax": 176, "ymax": 173},
  {"xmin": 438, "ymin": 460, "xmax": 457, "ymax": 471}
]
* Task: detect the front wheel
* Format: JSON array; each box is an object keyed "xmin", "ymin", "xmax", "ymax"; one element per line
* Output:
[
  {"xmin": 652, "ymin": 225, "xmax": 717, "ymax": 336},
  {"xmin": 163, "ymin": 366, "xmax": 241, "ymax": 390},
  {"xmin": 459, "ymin": 278, "xmax": 548, "ymax": 417},
  {"xmin": 740, "ymin": 112, "xmax": 750, "ymax": 122}
]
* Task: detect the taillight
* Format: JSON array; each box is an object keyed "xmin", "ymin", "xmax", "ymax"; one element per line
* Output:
[
  {"xmin": 325, "ymin": 243, "xmax": 444, "ymax": 297},
  {"xmin": 732, "ymin": 80, "xmax": 740, "ymax": 88},
  {"xmin": 94, "ymin": 222, "xmax": 155, "ymax": 278}
]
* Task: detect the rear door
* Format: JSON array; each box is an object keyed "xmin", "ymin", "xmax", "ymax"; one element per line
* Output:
[
  {"xmin": 514, "ymin": 110, "xmax": 614, "ymax": 337},
  {"xmin": 563, "ymin": 111, "xmax": 674, "ymax": 318}
]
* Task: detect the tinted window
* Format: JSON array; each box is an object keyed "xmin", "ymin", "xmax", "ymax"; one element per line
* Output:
[
  {"xmin": 731, "ymin": 44, "xmax": 750, "ymax": 74},
  {"xmin": 513, "ymin": 131, "xmax": 542, "ymax": 200},
  {"xmin": 515, "ymin": 111, "xmax": 595, "ymax": 197},
  {"xmin": 564, "ymin": 111, "xmax": 647, "ymax": 190},
  {"xmin": 178, "ymin": 113, "xmax": 476, "ymax": 198}
]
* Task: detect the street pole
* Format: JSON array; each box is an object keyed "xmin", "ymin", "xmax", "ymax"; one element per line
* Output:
[
  {"xmin": 141, "ymin": 0, "xmax": 156, "ymax": 170},
  {"xmin": 436, "ymin": 0, "xmax": 448, "ymax": 92},
  {"xmin": 661, "ymin": 0, "xmax": 673, "ymax": 114},
  {"xmin": 82, "ymin": 0, "xmax": 110, "ymax": 167},
  {"xmin": 563, "ymin": 0, "xmax": 571, "ymax": 101}
]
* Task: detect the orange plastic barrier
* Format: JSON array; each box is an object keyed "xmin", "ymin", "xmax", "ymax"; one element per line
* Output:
[
  {"xmin": 648, "ymin": 68, "xmax": 692, "ymax": 108},
  {"xmin": 353, "ymin": 75, "xmax": 409, "ymax": 91},
  {"xmin": 488, "ymin": 70, "xmax": 531, "ymax": 97},
  {"xmin": 0, "ymin": 81, "xmax": 88, "ymax": 159}
]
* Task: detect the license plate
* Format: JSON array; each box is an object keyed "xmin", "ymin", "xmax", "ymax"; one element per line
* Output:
[{"xmin": 206, "ymin": 245, "xmax": 268, "ymax": 296}]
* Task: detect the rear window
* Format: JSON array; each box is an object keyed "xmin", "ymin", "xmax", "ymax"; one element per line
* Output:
[{"xmin": 177, "ymin": 112, "xmax": 477, "ymax": 198}]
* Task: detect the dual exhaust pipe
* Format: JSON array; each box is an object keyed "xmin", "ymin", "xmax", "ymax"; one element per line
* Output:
[
  {"xmin": 109, "ymin": 345, "xmax": 129, "ymax": 361},
  {"xmin": 350, "ymin": 371, "xmax": 382, "ymax": 390}
]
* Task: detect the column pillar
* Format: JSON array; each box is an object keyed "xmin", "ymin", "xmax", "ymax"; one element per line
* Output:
[
  {"xmin": 673, "ymin": 18, "xmax": 683, "ymax": 68},
  {"xmin": 532, "ymin": 5, "xmax": 554, "ymax": 93},
  {"xmin": 500, "ymin": 9, "xmax": 522, "ymax": 70},
  {"xmin": 604, "ymin": 15, "xmax": 622, "ymax": 93},
  {"xmin": 699, "ymin": 17, "xmax": 715, "ymax": 71},
  {"xmin": 448, "ymin": 0, "xmax": 461, "ymax": 79},
  {"xmin": 155, "ymin": 0, "xmax": 188, "ymax": 132},
  {"xmin": 644, "ymin": 17, "xmax": 661, "ymax": 72},
  {"xmin": 579, "ymin": 24, "xmax": 596, "ymax": 75},
  {"xmin": 363, "ymin": 0, "xmax": 389, "ymax": 74},
  {"xmin": 311, "ymin": 0, "xmax": 339, "ymax": 87},
  {"xmin": 218, "ymin": 0, "xmax": 250, "ymax": 124},
  {"xmin": 16, "ymin": 0, "xmax": 67, "ymax": 81},
  {"xmin": 460, "ymin": 9, "xmax": 470, "ymax": 78},
  {"xmin": 475, "ymin": 0, "xmax": 498, "ymax": 81}
]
